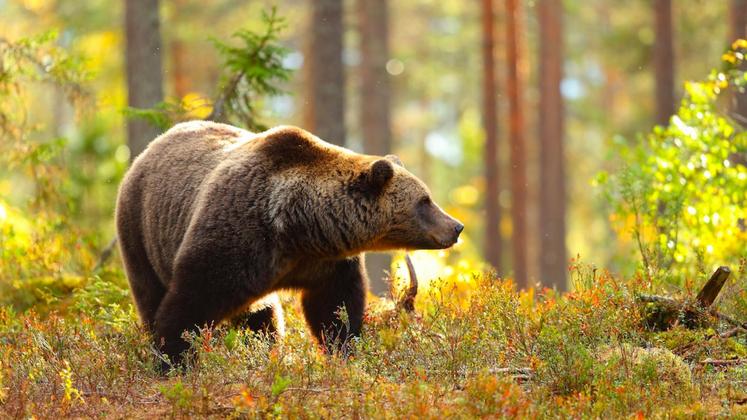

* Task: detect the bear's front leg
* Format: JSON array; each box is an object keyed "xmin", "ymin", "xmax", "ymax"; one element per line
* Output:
[
  {"xmin": 153, "ymin": 266, "xmax": 263, "ymax": 369},
  {"xmin": 301, "ymin": 256, "xmax": 368, "ymax": 353}
]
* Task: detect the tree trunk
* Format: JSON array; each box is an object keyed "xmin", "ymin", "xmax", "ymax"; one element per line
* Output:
[
  {"xmin": 169, "ymin": 0, "xmax": 188, "ymax": 99},
  {"xmin": 505, "ymin": 0, "xmax": 528, "ymax": 289},
  {"xmin": 170, "ymin": 40, "xmax": 188, "ymax": 98},
  {"xmin": 731, "ymin": 0, "xmax": 747, "ymax": 42},
  {"xmin": 358, "ymin": 0, "xmax": 392, "ymax": 295},
  {"xmin": 304, "ymin": 0, "xmax": 346, "ymax": 146},
  {"xmin": 125, "ymin": 0, "xmax": 164, "ymax": 161},
  {"xmin": 730, "ymin": 0, "xmax": 747, "ymax": 123},
  {"xmin": 538, "ymin": 0, "xmax": 567, "ymax": 291},
  {"xmin": 653, "ymin": 0, "xmax": 675, "ymax": 126},
  {"xmin": 482, "ymin": 0, "xmax": 501, "ymax": 272}
]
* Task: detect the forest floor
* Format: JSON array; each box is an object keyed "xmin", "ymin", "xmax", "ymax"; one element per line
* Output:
[{"xmin": 1, "ymin": 267, "xmax": 746, "ymax": 418}]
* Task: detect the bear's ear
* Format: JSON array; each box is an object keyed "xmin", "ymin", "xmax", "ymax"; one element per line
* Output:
[
  {"xmin": 350, "ymin": 159, "xmax": 394, "ymax": 196},
  {"xmin": 385, "ymin": 154, "xmax": 404, "ymax": 167},
  {"xmin": 369, "ymin": 159, "xmax": 395, "ymax": 193}
]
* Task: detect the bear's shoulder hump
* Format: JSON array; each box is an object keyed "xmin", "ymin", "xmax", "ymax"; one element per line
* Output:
[{"xmin": 254, "ymin": 126, "xmax": 334, "ymax": 170}]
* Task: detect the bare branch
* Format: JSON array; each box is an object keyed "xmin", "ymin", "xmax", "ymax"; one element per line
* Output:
[{"xmin": 399, "ymin": 253, "xmax": 418, "ymax": 312}]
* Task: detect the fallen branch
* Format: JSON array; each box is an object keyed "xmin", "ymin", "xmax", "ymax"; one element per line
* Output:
[
  {"xmin": 699, "ymin": 358, "xmax": 747, "ymax": 366},
  {"xmin": 719, "ymin": 326, "xmax": 747, "ymax": 338},
  {"xmin": 458, "ymin": 367, "xmax": 534, "ymax": 382},
  {"xmin": 488, "ymin": 367, "xmax": 533, "ymax": 377},
  {"xmin": 709, "ymin": 308, "xmax": 747, "ymax": 331},
  {"xmin": 637, "ymin": 294, "xmax": 678, "ymax": 305}
]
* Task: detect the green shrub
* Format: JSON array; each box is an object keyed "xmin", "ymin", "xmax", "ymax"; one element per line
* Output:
[{"xmin": 600, "ymin": 40, "xmax": 747, "ymax": 286}]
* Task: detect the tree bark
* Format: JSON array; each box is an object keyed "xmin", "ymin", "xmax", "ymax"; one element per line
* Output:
[
  {"xmin": 505, "ymin": 0, "xmax": 528, "ymax": 289},
  {"xmin": 653, "ymin": 0, "xmax": 675, "ymax": 126},
  {"xmin": 695, "ymin": 266, "xmax": 731, "ymax": 308},
  {"xmin": 358, "ymin": 0, "xmax": 392, "ymax": 295},
  {"xmin": 482, "ymin": 0, "xmax": 501, "ymax": 272},
  {"xmin": 171, "ymin": 39, "xmax": 191, "ymax": 98},
  {"xmin": 538, "ymin": 0, "xmax": 567, "ymax": 291},
  {"xmin": 125, "ymin": 0, "xmax": 164, "ymax": 161},
  {"xmin": 730, "ymin": 0, "xmax": 747, "ymax": 123},
  {"xmin": 730, "ymin": 0, "xmax": 747, "ymax": 42},
  {"xmin": 304, "ymin": 0, "xmax": 346, "ymax": 146}
]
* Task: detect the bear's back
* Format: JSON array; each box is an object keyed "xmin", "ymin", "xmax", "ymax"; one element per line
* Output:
[{"xmin": 118, "ymin": 121, "xmax": 257, "ymax": 284}]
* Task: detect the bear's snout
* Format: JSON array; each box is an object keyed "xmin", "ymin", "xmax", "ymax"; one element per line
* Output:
[
  {"xmin": 445, "ymin": 219, "xmax": 464, "ymax": 247},
  {"xmin": 430, "ymin": 210, "xmax": 464, "ymax": 249}
]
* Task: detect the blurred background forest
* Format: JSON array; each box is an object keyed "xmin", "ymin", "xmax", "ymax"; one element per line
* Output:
[
  {"xmin": 3, "ymin": 0, "xmax": 747, "ymax": 417},
  {"xmin": 1, "ymin": 0, "xmax": 746, "ymax": 303}
]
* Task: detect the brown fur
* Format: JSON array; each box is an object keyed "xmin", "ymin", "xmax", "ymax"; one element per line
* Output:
[{"xmin": 115, "ymin": 121, "xmax": 463, "ymax": 366}]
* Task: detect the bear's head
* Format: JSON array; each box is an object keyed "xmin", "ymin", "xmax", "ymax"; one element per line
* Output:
[
  {"xmin": 257, "ymin": 126, "xmax": 463, "ymax": 256},
  {"xmin": 351, "ymin": 155, "xmax": 464, "ymax": 251}
]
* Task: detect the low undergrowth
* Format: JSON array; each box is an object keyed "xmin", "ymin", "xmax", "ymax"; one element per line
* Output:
[{"xmin": 1, "ymin": 265, "xmax": 746, "ymax": 418}]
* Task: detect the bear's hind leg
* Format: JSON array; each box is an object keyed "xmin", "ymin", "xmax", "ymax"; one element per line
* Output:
[
  {"xmin": 117, "ymin": 234, "xmax": 166, "ymax": 333},
  {"xmin": 301, "ymin": 256, "xmax": 367, "ymax": 353},
  {"xmin": 128, "ymin": 266, "xmax": 166, "ymax": 333},
  {"xmin": 231, "ymin": 294, "xmax": 285, "ymax": 338}
]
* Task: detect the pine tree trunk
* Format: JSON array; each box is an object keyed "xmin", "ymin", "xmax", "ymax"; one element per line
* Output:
[
  {"xmin": 125, "ymin": 0, "xmax": 164, "ymax": 161},
  {"xmin": 653, "ymin": 0, "xmax": 675, "ymax": 126},
  {"xmin": 730, "ymin": 0, "xmax": 747, "ymax": 123},
  {"xmin": 304, "ymin": 0, "xmax": 346, "ymax": 146},
  {"xmin": 482, "ymin": 0, "xmax": 501, "ymax": 272},
  {"xmin": 168, "ymin": 0, "xmax": 188, "ymax": 99},
  {"xmin": 538, "ymin": 0, "xmax": 567, "ymax": 291},
  {"xmin": 171, "ymin": 40, "xmax": 190, "ymax": 98},
  {"xmin": 730, "ymin": 0, "xmax": 747, "ymax": 42},
  {"xmin": 505, "ymin": 0, "xmax": 528, "ymax": 289},
  {"xmin": 358, "ymin": 0, "xmax": 392, "ymax": 295}
]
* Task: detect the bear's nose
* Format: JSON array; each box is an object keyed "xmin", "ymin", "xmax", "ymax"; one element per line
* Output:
[{"xmin": 454, "ymin": 223, "xmax": 464, "ymax": 234}]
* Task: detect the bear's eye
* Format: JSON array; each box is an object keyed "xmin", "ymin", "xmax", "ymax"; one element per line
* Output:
[{"xmin": 418, "ymin": 196, "xmax": 431, "ymax": 206}]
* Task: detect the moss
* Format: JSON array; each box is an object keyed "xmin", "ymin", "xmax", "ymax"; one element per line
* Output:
[{"xmin": 597, "ymin": 344, "xmax": 693, "ymax": 394}]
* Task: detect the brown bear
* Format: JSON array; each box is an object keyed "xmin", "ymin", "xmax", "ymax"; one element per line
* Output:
[{"xmin": 115, "ymin": 121, "xmax": 463, "ymax": 365}]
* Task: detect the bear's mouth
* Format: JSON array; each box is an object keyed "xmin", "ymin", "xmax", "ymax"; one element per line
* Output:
[{"xmin": 429, "ymin": 235, "xmax": 458, "ymax": 249}]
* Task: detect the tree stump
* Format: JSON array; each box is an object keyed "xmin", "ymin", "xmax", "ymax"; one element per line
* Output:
[{"xmin": 638, "ymin": 266, "xmax": 736, "ymax": 331}]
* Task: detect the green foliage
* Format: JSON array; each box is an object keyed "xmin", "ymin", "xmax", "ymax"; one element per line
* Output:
[
  {"xmin": 209, "ymin": 7, "xmax": 291, "ymax": 130},
  {"xmin": 600, "ymin": 40, "xmax": 747, "ymax": 285},
  {"xmin": 270, "ymin": 372, "xmax": 291, "ymax": 397},
  {"xmin": 0, "ymin": 31, "xmax": 90, "ymax": 140},
  {"xmin": 122, "ymin": 99, "xmax": 188, "ymax": 131},
  {"xmin": 128, "ymin": 7, "xmax": 291, "ymax": 132},
  {"xmin": 71, "ymin": 270, "xmax": 134, "ymax": 330},
  {"xmin": 159, "ymin": 380, "xmax": 194, "ymax": 416},
  {"xmin": 0, "ymin": 32, "xmax": 109, "ymax": 313}
]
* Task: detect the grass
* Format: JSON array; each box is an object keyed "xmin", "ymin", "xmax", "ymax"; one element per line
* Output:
[{"xmin": 1, "ymin": 264, "xmax": 746, "ymax": 418}]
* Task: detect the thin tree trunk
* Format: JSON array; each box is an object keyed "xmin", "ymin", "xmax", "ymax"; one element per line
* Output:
[
  {"xmin": 171, "ymin": 41, "xmax": 190, "ymax": 98},
  {"xmin": 538, "ymin": 0, "xmax": 567, "ymax": 291},
  {"xmin": 731, "ymin": 0, "xmax": 747, "ymax": 42},
  {"xmin": 730, "ymin": 0, "xmax": 747, "ymax": 122},
  {"xmin": 304, "ymin": 0, "xmax": 346, "ymax": 146},
  {"xmin": 482, "ymin": 0, "xmax": 501, "ymax": 272},
  {"xmin": 653, "ymin": 0, "xmax": 675, "ymax": 126},
  {"xmin": 358, "ymin": 0, "xmax": 392, "ymax": 295},
  {"xmin": 125, "ymin": 0, "xmax": 164, "ymax": 160},
  {"xmin": 169, "ymin": 0, "xmax": 188, "ymax": 98},
  {"xmin": 505, "ymin": 0, "xmax": 528, "ymax": 289}
]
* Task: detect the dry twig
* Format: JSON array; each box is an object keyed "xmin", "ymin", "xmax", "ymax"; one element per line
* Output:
[
  {"xmin": 699, "ymin": 358, "xmax": 747, "ymax": 366},
  {"xmin": 399, "ymin": 254, "xmax": 418, "ymax": 312}
]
